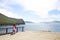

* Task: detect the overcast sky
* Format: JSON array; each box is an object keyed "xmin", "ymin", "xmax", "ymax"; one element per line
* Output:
[{"xmin": 0, "ymin": 0, "xmax": 60, "ymax": 22}]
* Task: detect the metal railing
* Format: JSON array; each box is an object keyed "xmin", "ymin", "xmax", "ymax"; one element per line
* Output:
[{"xmin": 0, "ymin": 26, "xmax": 24, "ymax": 35}]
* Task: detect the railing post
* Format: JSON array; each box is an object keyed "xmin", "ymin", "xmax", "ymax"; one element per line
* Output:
[
  {"xmin": 16, "ymin": 27, "xmax": 18, "ymax": 32},
  {"xmin": 6, "ymin": 28, "xmax": 8, "ymax": 34},
  {"xmin": 22, "ymin": 27, "xmax": 24, "ymax": 32}
]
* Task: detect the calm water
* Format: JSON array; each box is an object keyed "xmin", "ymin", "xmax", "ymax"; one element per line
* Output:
[
  {"xmin": 25, "ymin": 23, "xmax": 60, "ymax": 32},
  {"xmin": 0, "ymin": 22, "xmax": 60, "ymax": 34}
]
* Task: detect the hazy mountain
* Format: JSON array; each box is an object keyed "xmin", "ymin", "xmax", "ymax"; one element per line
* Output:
[{"xmin": 25, "ymin": 21, "xmax": 34, "ymax": 23}]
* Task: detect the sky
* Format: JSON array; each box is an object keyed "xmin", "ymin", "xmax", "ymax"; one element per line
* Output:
[{"xmin": 0, "ymin": 0, "xmax": 60, "ymax": 22}]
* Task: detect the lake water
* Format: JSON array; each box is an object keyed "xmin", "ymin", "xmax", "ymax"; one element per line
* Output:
[
  {"xmin": 0, "ymin": 22, "xmax": 60, "ymax": 34},
  {"xmin": 25, "ymin": 23, "xmax": 60, "ymax": 32}
]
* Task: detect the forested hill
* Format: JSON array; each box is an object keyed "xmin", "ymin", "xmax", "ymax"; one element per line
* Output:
[{"xmin": 0, "ymin": 13, "xmax": 25, "ymax": 25}]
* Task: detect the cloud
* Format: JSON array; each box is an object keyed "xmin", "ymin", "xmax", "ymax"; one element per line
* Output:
[
  {"xmin": 0, "ymin": 0, "xmax": 60, "ymax": 22},
  {"xmin": 56, "ymin": 0, "xmax": 60, "ymax": 10},
  {"xmin": 0, "ymin": 8, "xmax": 24, "ymax": 19},
  {"xmin": 48, "ymin": 9, "xmax": 60, "ymax": 21},
  {"xmin": 0, "ymin": 0, "xmax": 13, "ymax": 11},
  {"xmin": 11, "ymin": 0, "xmax": 57, "ymax": 18},
  {"xmin": 48, "ymin": 9, "xmax": 60, "ymax": 15},
  {"xmin": 0, "ymin": 0, "xmax": 24, "ymax": 19},
  {"xmin": 46, "ymin": 0, "xmax": 60, "ymax": 22}
]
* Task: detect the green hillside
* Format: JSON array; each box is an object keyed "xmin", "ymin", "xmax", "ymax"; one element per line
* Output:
[{"xmin": 0, "ymin": 13, "xmax": 25, "ymax": 25}]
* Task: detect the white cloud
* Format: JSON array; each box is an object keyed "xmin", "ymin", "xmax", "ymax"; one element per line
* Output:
[
  {"xmin": 0, "ymin": 0, "xmax": 60, "ymax": 22},
  {"xmin": 0, "ymin": 0, "xmax": 24, "ymax": 19},
  {"xmin": 11, "ymin": 0, "xmax": 57, "ymax": 18},
  {"xmin": 0, "ymin": 8, "xmax": 24, "ymax": 19},
  {"xmin": 0, "ymin": 0, "xmax": 13, "ymax": 11},
  {"xmin": 56, "ymin": 0, "xmax": 60, "ymax": 10},
  {"xmin": 49, "ymin": 15, "xmax": 60, "ymax": 19}
]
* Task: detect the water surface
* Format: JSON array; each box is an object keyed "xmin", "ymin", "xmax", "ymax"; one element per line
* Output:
[{"xmin": 0, "ymin": 22, "xmax": 60, "ymax": 34}]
